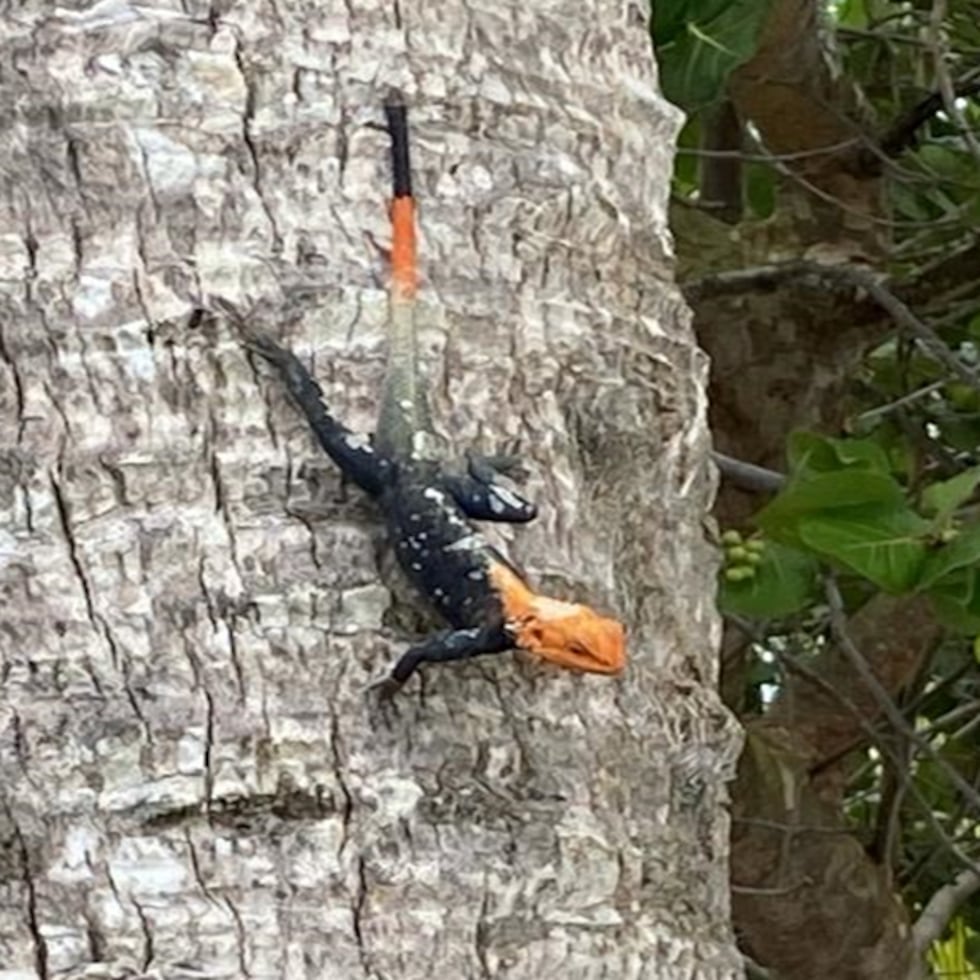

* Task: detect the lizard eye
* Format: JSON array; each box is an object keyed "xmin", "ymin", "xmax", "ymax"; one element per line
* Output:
[{"xmin": 568, "ymin": 642, "xmax": 590, "ymax": 657}]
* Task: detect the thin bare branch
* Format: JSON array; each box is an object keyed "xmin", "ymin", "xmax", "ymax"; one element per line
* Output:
[
  {"xmin": 683, "ymin": 260, "xmax": 980, "ymax": 389},
  {"xmin": 928, "ymin": 1, "xmax": 980, "ymax": 168},
  {"xmin": 876, "ymin": 72, "xmax": 980, "ymax": 161},
  {"xmin": 854, "ymin": 380, "xmax": 946, "ymax": 422},
  {"xmin": 773, "ymin": 646, "xmax": 980, "ymax": 879},
  {"xmin": 712, "ymin": 452, "xmax": 786, "ymax": 494},
  {"xmin": 677, "ymin": 138, "xmax": 859, "ymax": 163},
  {"xmin": 734, "ymin": 816, "xmax": 853, "ymax": 837},
  {"xmin": 824, "ymin": 578, "xmax": 980, "ymax": 816}
]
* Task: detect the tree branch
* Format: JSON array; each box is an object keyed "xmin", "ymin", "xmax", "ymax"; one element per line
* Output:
[
  {"xmin": 825, "ymin": 578, "xmax": 980, "ymax": 817},
  {"xmin": 770, "ymin": 644, "xmax": 980, "ymax": 881},
  {"xmin": 912, "ymin": 868, "xmax": 980, "ymax": 953},
  {"xmin": 875, "ymin": 73, "xmax": 980, "ymax": 162},
  {"xmin": 927, "ymin": 2, "xmax": 980, "ymax": 169},
  {"xmin": 683, "ymin": 259, "xmax": 980, "ymax": 389},
  {"xmin": 712, "ymin": 452, "xmax": 786, "ymax": 494}
]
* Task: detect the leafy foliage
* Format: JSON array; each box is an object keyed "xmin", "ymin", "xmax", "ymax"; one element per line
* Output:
[
  {"xmin": 653, "ymin": 0, "xmax": 980, "ymax": 972},
  {"xmin": 721, "ymin": 433, "xmax": 980, "ymax": 618},
  {"xmin": 929, "ymin": 917, "xmax": 980, "ymax": 980},
  {"xmin": 720, "ymin": 533, "xmax": 818, "ymax": 617},
  {"xmin": 652, "ymin": 0, "xmax": 772, "ymax": 112}
]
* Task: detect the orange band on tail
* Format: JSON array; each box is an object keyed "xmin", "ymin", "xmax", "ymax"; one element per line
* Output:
[{"xmin": 390, "ymin": 196, "xmax": 417, "ymax": 300}]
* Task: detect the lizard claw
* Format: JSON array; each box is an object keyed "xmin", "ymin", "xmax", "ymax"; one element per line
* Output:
[
  {"xmin": 366, "ymin": 674, "xmax": 404, "ymax": 702},
  {"xmin": 466, "ymin": 451, "xmax": 530, "ymax": 484},
  {"xmin": 242, "ymin": 332, "xmax": 289, "ymax": 362},
  {"xmin": 366, "ymin": 674, "xmax": 405, "ymax": 729}
]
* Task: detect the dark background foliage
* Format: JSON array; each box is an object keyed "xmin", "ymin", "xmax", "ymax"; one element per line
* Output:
[{"xmin": 652, "ymin": 2, "xmax": 980, "ymax": 977}]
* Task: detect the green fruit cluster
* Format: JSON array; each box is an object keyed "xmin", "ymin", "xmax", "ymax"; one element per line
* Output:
[{"xmin": 722, "ymin": 530, "xmax": 766, "ymax": 582}]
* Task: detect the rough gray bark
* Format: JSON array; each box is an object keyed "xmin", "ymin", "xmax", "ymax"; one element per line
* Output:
[{"xmin": 0, "ymin": 2, "xmax": 741, "ymax": 978}]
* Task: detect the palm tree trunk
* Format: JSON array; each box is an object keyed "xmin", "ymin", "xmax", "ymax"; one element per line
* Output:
[{"xmin": 0, "ymin": 2, "xmax": 741, "ymax": 976}]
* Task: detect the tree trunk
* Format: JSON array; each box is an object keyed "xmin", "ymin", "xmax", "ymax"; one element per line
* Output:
[{"xmin": 0, "ymin": 2, "xmax": 741, "ymax": 977}]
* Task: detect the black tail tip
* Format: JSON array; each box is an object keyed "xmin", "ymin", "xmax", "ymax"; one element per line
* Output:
[
  {"xmin": 384, "ymin": 86, "xmax": 407, "ymax": 109},
  {"xmin": 384, "ymin": 102, "xmax": 408, "ymax": 130},
  {"xmin": 384, "ymin": 86, "xmax": 408, "ymax": 129}
]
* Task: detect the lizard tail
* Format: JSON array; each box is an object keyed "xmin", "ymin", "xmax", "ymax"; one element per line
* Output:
[
  {"xmin": 376, "ymin": 98, "xmax": 431, "ymax": 457},
  {"xmin": 384, "ymin": 101, "xmax": 418, "ymax": 301}
]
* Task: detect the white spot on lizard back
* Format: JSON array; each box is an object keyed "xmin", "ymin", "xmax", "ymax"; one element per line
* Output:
[
  {"xmin": 343, "ymin": 432, "xmax": 373, "ymax": 453},
  {"xmin": 444, "ymin": 534, "xmax": 483, "ymax": 552}
]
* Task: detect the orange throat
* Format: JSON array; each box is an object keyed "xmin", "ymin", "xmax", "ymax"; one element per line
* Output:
[{"xmin": 488, "ymin": 563, "xmax": 626, "ymax": 675}]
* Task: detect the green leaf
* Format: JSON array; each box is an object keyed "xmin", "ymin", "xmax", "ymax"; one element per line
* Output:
[
  {"xmin": 786, "ymin": 432, "xmax": 841, "ymax": 474},
  {"xmin": 921, "ymin": 467, "xmax": 980, "ymax": 525},
  {"xmin": 933, "ymin": 585, "xmax": 980, "ymax": 631},
  {"xmin": 924, "ymin": 569, "xmax": 980, "ymax": 633},
  {"xmin": 832, "ymin": 0, "xmax": 868, "ymax": 28},
  {"xmin": 936, "ymin": 417, "xmax": 980, "ymax": 454},
  {"xmin": 918, "ymin": 525, "xmax": 980, "ymax": 589},
  {"xmin": 757, "ymin": 471, "xmax": 907, "ymax": 543},
  {"xmin": 719, "ymin": 542, "xmax": 819, "ymax": 617},
  {"xmin": 787, "ymin": 432, "xmax": 892, "ymax": 476},
  {"xmin": 653, "ymin": 0, "xmax": 772, "ymax": 111},
  {"xmin": 797, "ymin": 506, "xmax": 929, "ymax": 593},
  {"xmin": 745, "ymin": 162, "xmax": 776, "ymax": 219}
]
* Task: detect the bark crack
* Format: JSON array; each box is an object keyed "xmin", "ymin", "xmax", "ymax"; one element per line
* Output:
[
  {"xmin": 203, "ymin": 687, "xmax": 216, "ymax": 819},
  {"xmin": 198, "ymin": 557, "xmax": 219, "ymax": 631},
  {"xmin": 329, "ymin": 712, "xmax": 354, "ymax": 860},
  {"xmin": 99, "ymin": 457, "xmax": 131, "ymax": 509},
  {"xmin": 0, "ymin": 325, "xmax": 26, "ymax": 444},
  {"xmin": 352, "ymin": 855, "xmax": 375, "ymax": 978},
  {"xmin": 83, "ymin": 909, "xmax": 107, "ymax": 963},
  {"xmin": 184, "ymin": 829, "xmax": 215, "ymax": 902},
  {"xmin": 6, "ymin": 806, "xmax": 48, "ymax": 980},
  {"xmin": 52, "ymin": 469, "xmax": 144, "ymax": 723},
  {"xmin": 224, "ymin": 618, "xmax": 247, "ymax": 704},
  {"xmin": 232, "ymin": 40, "xmax": 282, "ymax": 254},
  {"xmin": 206, "ymin": 427, "xmax": 242, "ymax": 579},
  {"xmin": 474, "ymin": 877, "xmax": 492, "ymax": 979},
  {"xmin": 10, "ymin": 712, "xmax": 38, "ymax": 788},
  {"xmin": 103, "ymin": 617, "xmax": 153, "ymax": 744},
  {"xmin": 131, "ymin": 896, "xmax": 154, "ymax": 971},
  {"xmin": 131, "ymin": 266, "xmax": 157, "ymax": 347},
  {"xmin": 224, "ymin": 895, "xmax": 251, "ymax": 977},
  {"xmin": 50, "ymin": 469, "xmax": 97, "ymax": 624}
]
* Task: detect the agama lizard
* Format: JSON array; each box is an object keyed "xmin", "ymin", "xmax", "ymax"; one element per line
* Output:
[{"xmin": 247, "ymin": 101, "xmax": 626, "ymax": 695}]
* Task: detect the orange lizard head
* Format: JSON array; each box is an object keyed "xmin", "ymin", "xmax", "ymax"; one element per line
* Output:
[
  {"xmin": 515, "ymin": 595, "xmax": 626, "ymax": 674},
  {"xmin": 488, "ymin": 561, "xmax": 625, "ymax": 674}
]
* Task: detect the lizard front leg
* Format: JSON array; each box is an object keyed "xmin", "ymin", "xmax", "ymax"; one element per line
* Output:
[
  {"xmin": 439, "ymin": 451, "xmax": 537, "ymax": 523},
  {"xmin": 370, "ymin": 624, "xmax": 514, "ymax": 697},
  {"xmin": 440, "ymin": 474, "xmax": 537, "ymax": 523}
]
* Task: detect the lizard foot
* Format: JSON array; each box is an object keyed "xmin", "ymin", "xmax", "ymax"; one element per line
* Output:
[
  {"xmin": 366, "ymin": 674, "xmax": 405, "ymax": 729},
  {"xmin": 366, "ymin": 674, "xmax": 404, "ymax": 702}
]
